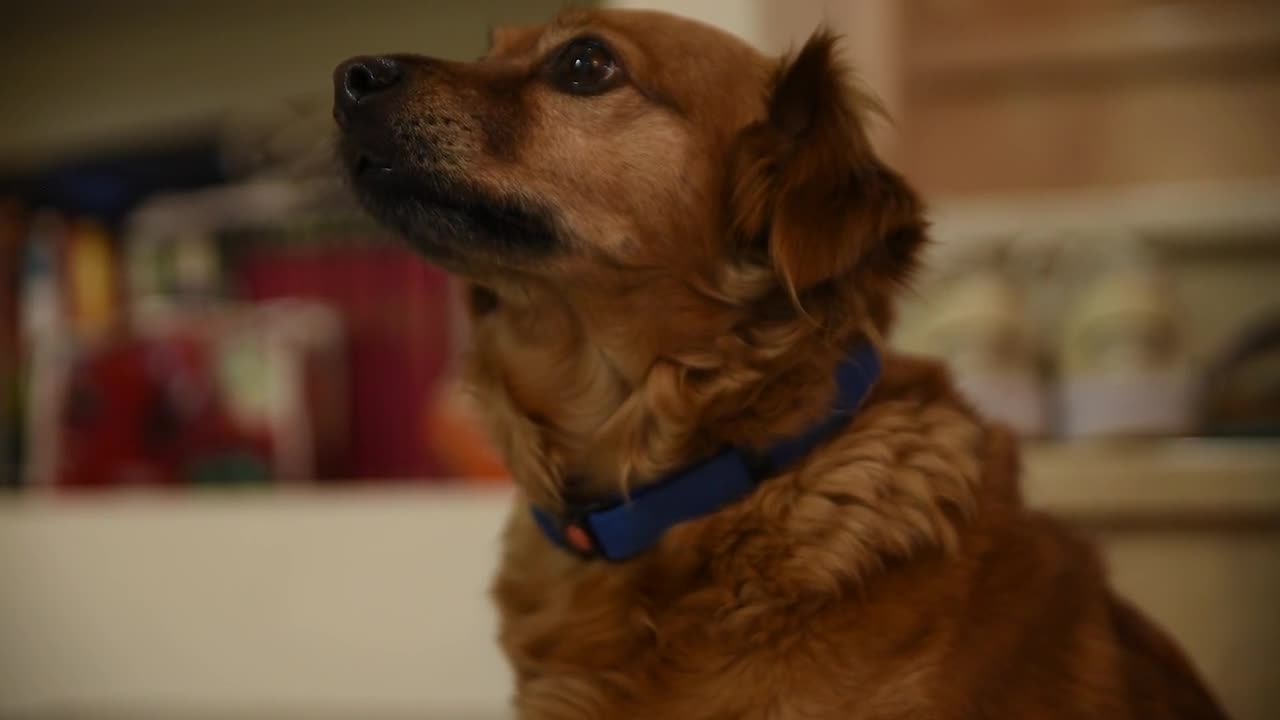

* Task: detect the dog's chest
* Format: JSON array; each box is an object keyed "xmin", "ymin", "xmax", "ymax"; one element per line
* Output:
[
  {"xmin": 491, "ymin": 522, "xmax": 921, "ymax": 720},
  {"xmin": 493, "ymin": 527, "xmax": 757, "ymax": 717}
]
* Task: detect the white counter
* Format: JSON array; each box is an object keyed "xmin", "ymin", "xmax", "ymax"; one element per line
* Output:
[{"xmin": 1, "ymin": 442, "xmax": 1277, "ymax": 719}]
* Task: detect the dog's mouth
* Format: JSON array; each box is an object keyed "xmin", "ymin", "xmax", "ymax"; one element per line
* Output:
[
  {"xmin": 352, "ymin": 152, "xmax": 395, "ymax": 177},
  {"xmin": 341, "ymin": 140, "xmax": 562, "ymax": 271}
]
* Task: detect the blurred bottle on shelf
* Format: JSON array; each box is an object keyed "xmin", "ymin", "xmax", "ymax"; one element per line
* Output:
[
  {"xmin": 1, "ymin": 200, "xmax": 27, "ymax": 488},
  {"xmin": 1199, "ymin": 314, "xmax": 1280, "ymax": 438},
  {"xmin": 57, "ymin": 331, "xmax": 270, "ymax": 488},
  {"xmin": 912, "ymin": 244, "xmax": 1049, "ymax": 438},
  {"xmin": 56, "ymin": 301, "xmax": 345, "ymax": 489},
  {"xmin": 64, "ymin": 220, "xmax": 121, "ymax": 343},
  {"xmin": 1058, "ymin": 233, "xmax": 1194, "ymax": 439},
  {"xmin": 17, "ymin": 212, "xmax": 71, "ymax": 488}
]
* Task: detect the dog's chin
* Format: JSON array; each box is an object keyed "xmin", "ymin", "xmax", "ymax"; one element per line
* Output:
[{"xmin": 344, "ymin": 158, "xmax": 561, "ymax": 275}]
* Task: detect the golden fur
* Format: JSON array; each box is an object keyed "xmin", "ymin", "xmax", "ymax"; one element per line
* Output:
[{"xmin": 335, "ymin": 8, "xmax": 1227, "ymax": 719}]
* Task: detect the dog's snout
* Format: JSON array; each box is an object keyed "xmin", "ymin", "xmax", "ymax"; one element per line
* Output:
[{"xmin": 334, "ymin": 56, "xmax": 402, "ymax": 118}]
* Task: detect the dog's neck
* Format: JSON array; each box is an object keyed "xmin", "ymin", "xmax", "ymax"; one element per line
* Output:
[
  {"xmin": 464, "ymin": 261, "xmax": 878, "ymax": 510},
  {"xmin": 477, "ymin": 267, "xmax": 993, "ymax": 591}
]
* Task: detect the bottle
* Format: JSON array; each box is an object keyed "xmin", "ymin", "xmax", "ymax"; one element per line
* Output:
[
  {"xmin": 1058, "ymin": 233, "xmax": 1193, "ymax": 439},
  {"xmin": 19, "ymin": 212, "xmax": 70, "ymax": 488},
  {"xmin": 913, "ymin": 243, "xmax": 1049, "ymax": 438}
]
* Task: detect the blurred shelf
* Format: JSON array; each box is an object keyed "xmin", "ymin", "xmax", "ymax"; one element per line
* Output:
[
  {"xmin": 0, "ymin": 483, "xmax": 514, "ymax": 515},
  {"xmin": 1022, "ymin": 440, "xmax": 1280, "ymax": 520},
  {"xmin": 3, "ymin": 441, "xmax": 1277, "ymax": 519},
  {"xmin": 928, "ymin": 177, "xmax": 1280, "ymax": 253}
]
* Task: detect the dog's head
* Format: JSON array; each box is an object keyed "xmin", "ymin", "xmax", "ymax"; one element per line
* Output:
[
  {"xmin": 336, "ymin": 8, "xmax": 928, "ymax": 497},
  {"xmin": 334, "ymin": 8, "xmax": 924, "ymax": 315}
]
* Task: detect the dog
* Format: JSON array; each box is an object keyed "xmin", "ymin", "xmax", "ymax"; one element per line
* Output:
[{"xmin": 334, "ymin": 8, "xmax": 1227, "ymax": 719}]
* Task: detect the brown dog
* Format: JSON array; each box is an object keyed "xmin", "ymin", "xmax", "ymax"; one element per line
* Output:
[{"xmin": 334, "ymin": 8, "xmax": 1227, "ymax": 719}]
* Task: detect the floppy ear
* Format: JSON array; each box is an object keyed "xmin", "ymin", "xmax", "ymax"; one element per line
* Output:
[{"xmin": 729, "ymin": 31, "xmax": 927, "ymax": 295}]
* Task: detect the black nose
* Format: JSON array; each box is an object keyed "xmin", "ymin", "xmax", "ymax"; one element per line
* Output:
[{"xmin": 334, "ymin": 56, "xmax": 402, "ymax": 115}]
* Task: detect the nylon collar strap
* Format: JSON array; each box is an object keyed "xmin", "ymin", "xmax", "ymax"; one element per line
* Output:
[{"xmin": 531, "ymin": 343, "xmax": 882, "ymax": 562}]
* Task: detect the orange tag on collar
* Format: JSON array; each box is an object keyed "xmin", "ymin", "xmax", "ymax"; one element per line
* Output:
[{"xmin": 564, "ymin": 524, "xmax": 594, "ymax": 554}]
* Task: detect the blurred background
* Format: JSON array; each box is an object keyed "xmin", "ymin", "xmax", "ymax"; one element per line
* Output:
[{"xmin": 1, "ymin": 1, "xmax": 1277, "ymax": 718}]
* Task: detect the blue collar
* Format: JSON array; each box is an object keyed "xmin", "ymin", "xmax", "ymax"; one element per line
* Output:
[{"xmin": 531, "ymin": 344, "xmax": 882, "ymax": 562}]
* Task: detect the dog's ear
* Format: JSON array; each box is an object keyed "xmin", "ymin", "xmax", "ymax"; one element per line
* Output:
[{"xmin": 729, "ymin": 31, "xmax": 926, "ymax": 295}]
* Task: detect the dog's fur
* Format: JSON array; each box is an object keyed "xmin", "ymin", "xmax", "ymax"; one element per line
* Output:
[{"xmin": 336, "ymin": 8, "xmax": 1227, "ymax": 719}]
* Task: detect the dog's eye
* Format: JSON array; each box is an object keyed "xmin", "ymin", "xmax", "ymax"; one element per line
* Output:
[{"xmin": 550, "ymin": 38, "xmax": 620, "ymax": 95}]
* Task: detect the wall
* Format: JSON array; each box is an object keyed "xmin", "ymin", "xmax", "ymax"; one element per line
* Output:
[
  {"xmin": 897, "ymin": 0, "xmax": 1280, "ymax": 196},
  {"xmin": 0, "ymin": 0, "xmax": 567, "ymax": 169},
  {"xmin": 607, "ymin": 0, "xmax": 902, "ymax": 153}
]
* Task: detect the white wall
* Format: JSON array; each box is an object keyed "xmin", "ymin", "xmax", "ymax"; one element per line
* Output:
[{"xmin": 0, "ymin": 1, "xmax": 903, "ymax": 168}]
